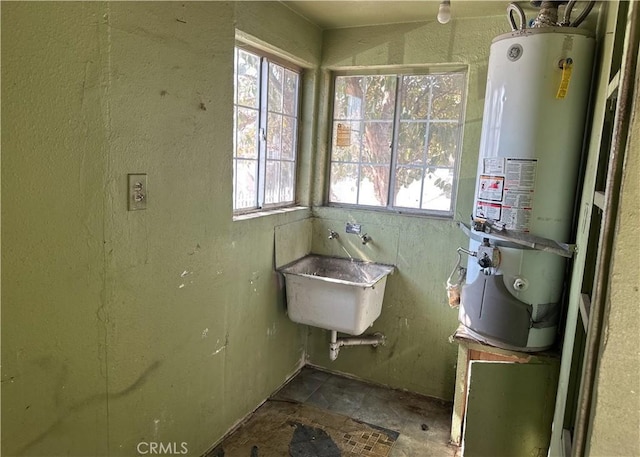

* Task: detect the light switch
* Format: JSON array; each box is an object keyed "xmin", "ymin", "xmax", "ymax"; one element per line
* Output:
[{"xmin": 128, "ymin": 173, "xmax": 147, "ymax": 211}]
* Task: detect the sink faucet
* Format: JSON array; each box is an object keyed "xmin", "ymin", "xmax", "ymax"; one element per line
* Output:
[{"xmin": 328, "ymin": 229, "xmax": 339, "ymax": 240}]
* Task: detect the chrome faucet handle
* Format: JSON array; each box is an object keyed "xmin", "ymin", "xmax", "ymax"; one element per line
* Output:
[{"xmin": 360, "ymin": 234, "xmax": 371, "ymax": 245}]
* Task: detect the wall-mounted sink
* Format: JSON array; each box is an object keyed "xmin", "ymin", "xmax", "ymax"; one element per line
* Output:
[{"xmin": 278, "ymin": 255, "xmax": 395, "ymax": 335}]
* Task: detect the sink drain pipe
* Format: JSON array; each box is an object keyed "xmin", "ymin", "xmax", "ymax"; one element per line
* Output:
[{"xmin": 329, "ymin": 330, "xmax": 386, "ymax": 361}]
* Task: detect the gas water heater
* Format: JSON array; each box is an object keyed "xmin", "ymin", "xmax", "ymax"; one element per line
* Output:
[{"xmin": 452, "ymin": 2, "xmax": 595, "ymax": 351}]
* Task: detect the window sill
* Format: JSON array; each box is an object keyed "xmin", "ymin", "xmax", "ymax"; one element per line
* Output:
[
  {"xmin": 233, "ymin": 205, "xmax": 310, "ymax": 222},
  {"xmin": 321, "ymin": 203, "xmax": 453, "ymax": 220}
]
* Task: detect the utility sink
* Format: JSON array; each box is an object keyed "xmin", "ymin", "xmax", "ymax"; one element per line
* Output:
[{"xmin": 278, "ymin": 255, "xmax": 395, "ymax": 335}]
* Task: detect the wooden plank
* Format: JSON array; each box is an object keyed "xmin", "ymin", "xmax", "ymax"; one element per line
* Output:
[{"xmin": 450, "ymin": 346, "xmax": 469, "ymax": 446}]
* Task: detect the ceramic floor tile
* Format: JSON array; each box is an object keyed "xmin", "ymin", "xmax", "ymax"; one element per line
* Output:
[
  {"xmin": 273, "ymin": 367, "xmax": 330, "ymax": 403},
  {"xmin": 397, "ymin": 398, "xmax": 453, "ymax": 443},
  {"xmin": 389, "ymin": 433, "xmax": 458, "ymax": 457},
  {"xmin": 212, "ymin": 367, "xmax": 459, "ymax": 457},
  {"xmin": 325, "ymin": 373, "xmax": 374, "ymax": 395},
  {"xmin": 306, "ymin": 379, "xmax": 368, "ymax": 417},
  {"xmin": 351, "ymin": 394, "xmax": 404, "ymax": 432}
]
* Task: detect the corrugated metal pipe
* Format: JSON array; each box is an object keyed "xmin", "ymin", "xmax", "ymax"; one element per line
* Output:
[
  {"xmin": 531, "ymin": 1, "xmax": 561, "ymax": 27},
  {"xmin": 507, "ymin": 1, "xmax": 596, "ymax": 30}
]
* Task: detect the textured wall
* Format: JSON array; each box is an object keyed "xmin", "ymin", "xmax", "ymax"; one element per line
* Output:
[
  {"xmin": 587, "ymin": 58, "xmax": 640, "ymax": 456},
  {"xmin": 307, "ymin": 16, "xmax": 507, "ymax": 401},
  {"xmin": 1, "ymin": 2, "xmax": 321, "ymax": 456},
  {"xmin": 1, "ymin": 2, "xmax": 111, "ymax": 455}
]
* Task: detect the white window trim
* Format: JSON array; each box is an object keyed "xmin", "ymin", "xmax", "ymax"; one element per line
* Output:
[
  {"xmin": 233, "ymin": 43, "xmax": 302, "ymax": 215},
  {"xmin": 326, "ymin": 67, "xmax": 468, "ymax": 218}
]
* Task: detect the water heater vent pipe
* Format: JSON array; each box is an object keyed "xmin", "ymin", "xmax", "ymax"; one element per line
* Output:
[
  {"xmin": 531, "ymin": 1, "xmax": 560, "ymax": 28},
  {"xmin": 507, "ymin": 1, "xmax": 596, "ymax": 30}
]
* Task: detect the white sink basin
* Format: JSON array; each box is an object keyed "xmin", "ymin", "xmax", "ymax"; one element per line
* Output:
[{"xmin": 278, "ymin": 255, "xmax": 395, "ymax": 335}]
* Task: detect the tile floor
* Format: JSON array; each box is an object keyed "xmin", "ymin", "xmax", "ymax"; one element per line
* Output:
[{"xmin": 210, "ymin": 366, "xmax": 461, "ymax": 457}]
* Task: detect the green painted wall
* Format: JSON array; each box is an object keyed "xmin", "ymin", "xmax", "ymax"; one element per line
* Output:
[
  {"xmin": 1, "ymin": 2, "xmax": 321, "ymax": 456},
  {"xmin": 5, "ymin": 1, "xmax": 634, "ymax": 455},
  {"xmin": 464, "ymin": 361, "xmax": 559, "ymax": 457},
  {"xmin": 306, "ymin": 16, "xmax": 508, "ymax": 400},
  {"xmin": 586, "ymin": 51, "xmax": 640, "ymax": 456}
]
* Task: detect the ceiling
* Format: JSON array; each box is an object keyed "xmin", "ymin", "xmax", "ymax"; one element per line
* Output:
[{"xmin": 280, "ymin": 1, "xmax": 531, "ymax": 29}]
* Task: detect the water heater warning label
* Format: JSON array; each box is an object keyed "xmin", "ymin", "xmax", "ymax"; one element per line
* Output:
[
  {"xmin": 475, "ymin": 158, "xmax": 537, "ymax": 232},
  {"xmin": 475, "ymin": 201, "xmax": 502, "ymax": 220},
  {"xmin": 505, "ymin": 158, "xmax": 537, "ymax": 190},
  {"xmin": 478, "ymin": 175, "xmax": 504, "ymax": 201}
]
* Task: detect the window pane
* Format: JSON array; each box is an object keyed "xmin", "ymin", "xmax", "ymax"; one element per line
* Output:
[
  {"xmin": 232, "ymin": 46, "xmax": 300, "ymax": 213},
  {"xmin": 267, "ymin": 113, "xmax": 282, "ymax": 159},
  {"xmin": 329, "ymin": 163, "xmax": 358, "ymax": 204},
  {"xmin": 329, "ymin": 69, "xmax": 465, "ymax": 215},
  {"xmin": 280, "ymin": 161, "xmax": 295, "ymax": 202},
  {"xmin": 364, "ymin": 75, "xmax": 396, "ymax": 120},
  {"xmin": 235, "ymin": 107, "xmax": 259, "ymax": 159},
  {"xmin": 334, "ymin": 76, "xmax": 364, "ymax": 120},
  {"xmin": 394, "ymin": 167, "xmax": 424, "ymax": 208},
  {"xmin": 236, "ymin": 50, "xmax": 260, "ymax": 108},
  {"xmin": 265, "ymin": 160, "xmax": 280, "ymax": 204},
  {"xmin": 331, "ymin": 121, "xmax": 362, "ymax": 163},
  {"xmin": 363, "ymin": 121, "xmax": 392, "ymax": 164},
  {"xmin": 232, "ymin": 160, "xmax": 237, "ymax": 207},
  {"xmin": 282, "ymin": 116, "xmax": 296, "ymax": 160},
  {"xmin": 233, "ymin": 106, "xmax": 237, "ymax": 153},
  {"xmin": 234, "ymin": 49, "xmax": 238, "ymax": 105},
  {"xmin": 431, "ymin": 74, "xmax": 465, "ymax": 120},
  {"xmin": 400, "ymin": 75, "xmax": 431, "ymax": 120},
  {"xmin": 268, "ymin": 63, "xmax": 284, "ymax": 113},
  {"xmin": 422, "ymin": 168, "xmax": 453, "ymax": 211},
  {"xmin": 264, "ymin": 160, "xmax": 294, "ymax": 205},
  {"xmin": 283, "ymin": 70, "xmax": 298, "ymax": 116},
  {"xmin": 235, "ymin": 159, "xmax": 258, "ymax": 209},
  {"xmin": 359, "ymin": 165, "xmax": 388, "ymax": 206},
  {"xmin": 427, "ymin": 123, "xmax": 459, "ymax": 167},
  {"xmin": 397, "ymin": 121, "xmax": 427, "ymax": 165}
]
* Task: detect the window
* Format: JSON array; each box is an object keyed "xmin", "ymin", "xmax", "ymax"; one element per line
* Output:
[
  {"xmin": 328, "ymin": 70, "xmax": 466, "ymax": 215},
  {"xmin": 233, "ymin": 46, "xmax": 301, "ymax": 212}
]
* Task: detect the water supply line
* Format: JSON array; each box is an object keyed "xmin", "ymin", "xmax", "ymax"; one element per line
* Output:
[
  {"xmin": 561, "ymin": 0, "xmax": 596, "ymax": 27},
  {"xmin": 329, "ymin": 330, "xmax": 385, "ymax": 361},
  {"xmin": 508, "ymin": 3, "xmax": 526, "ymax": 31},
  {"xmin": 446, "ymin": 248, "xmax": 468, "ymax": 308}
]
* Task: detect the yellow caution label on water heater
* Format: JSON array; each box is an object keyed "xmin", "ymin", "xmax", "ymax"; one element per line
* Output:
[{"xmin": 556, "ymin": 58, "xmax": 573, "ymax": 99}]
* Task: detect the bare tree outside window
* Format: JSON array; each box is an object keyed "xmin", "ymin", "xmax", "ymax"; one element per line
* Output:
[{"xmin": 329, "ymin": 71, "xmax": 466, "ymax": 214}]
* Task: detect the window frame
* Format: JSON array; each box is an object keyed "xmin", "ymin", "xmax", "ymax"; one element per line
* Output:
[
  {"xmin": 325, "ymin": 66, "xmax": 468, "ymax": 217},
  {"xmin": 233, "ymin": 43, "xmax": 302, "ymax": 215}
]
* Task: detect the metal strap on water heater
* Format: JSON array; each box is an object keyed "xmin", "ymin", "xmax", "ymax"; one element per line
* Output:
[{"xmin": 458, "ymin": 222, "xmax": 576, "ymax": 258}]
